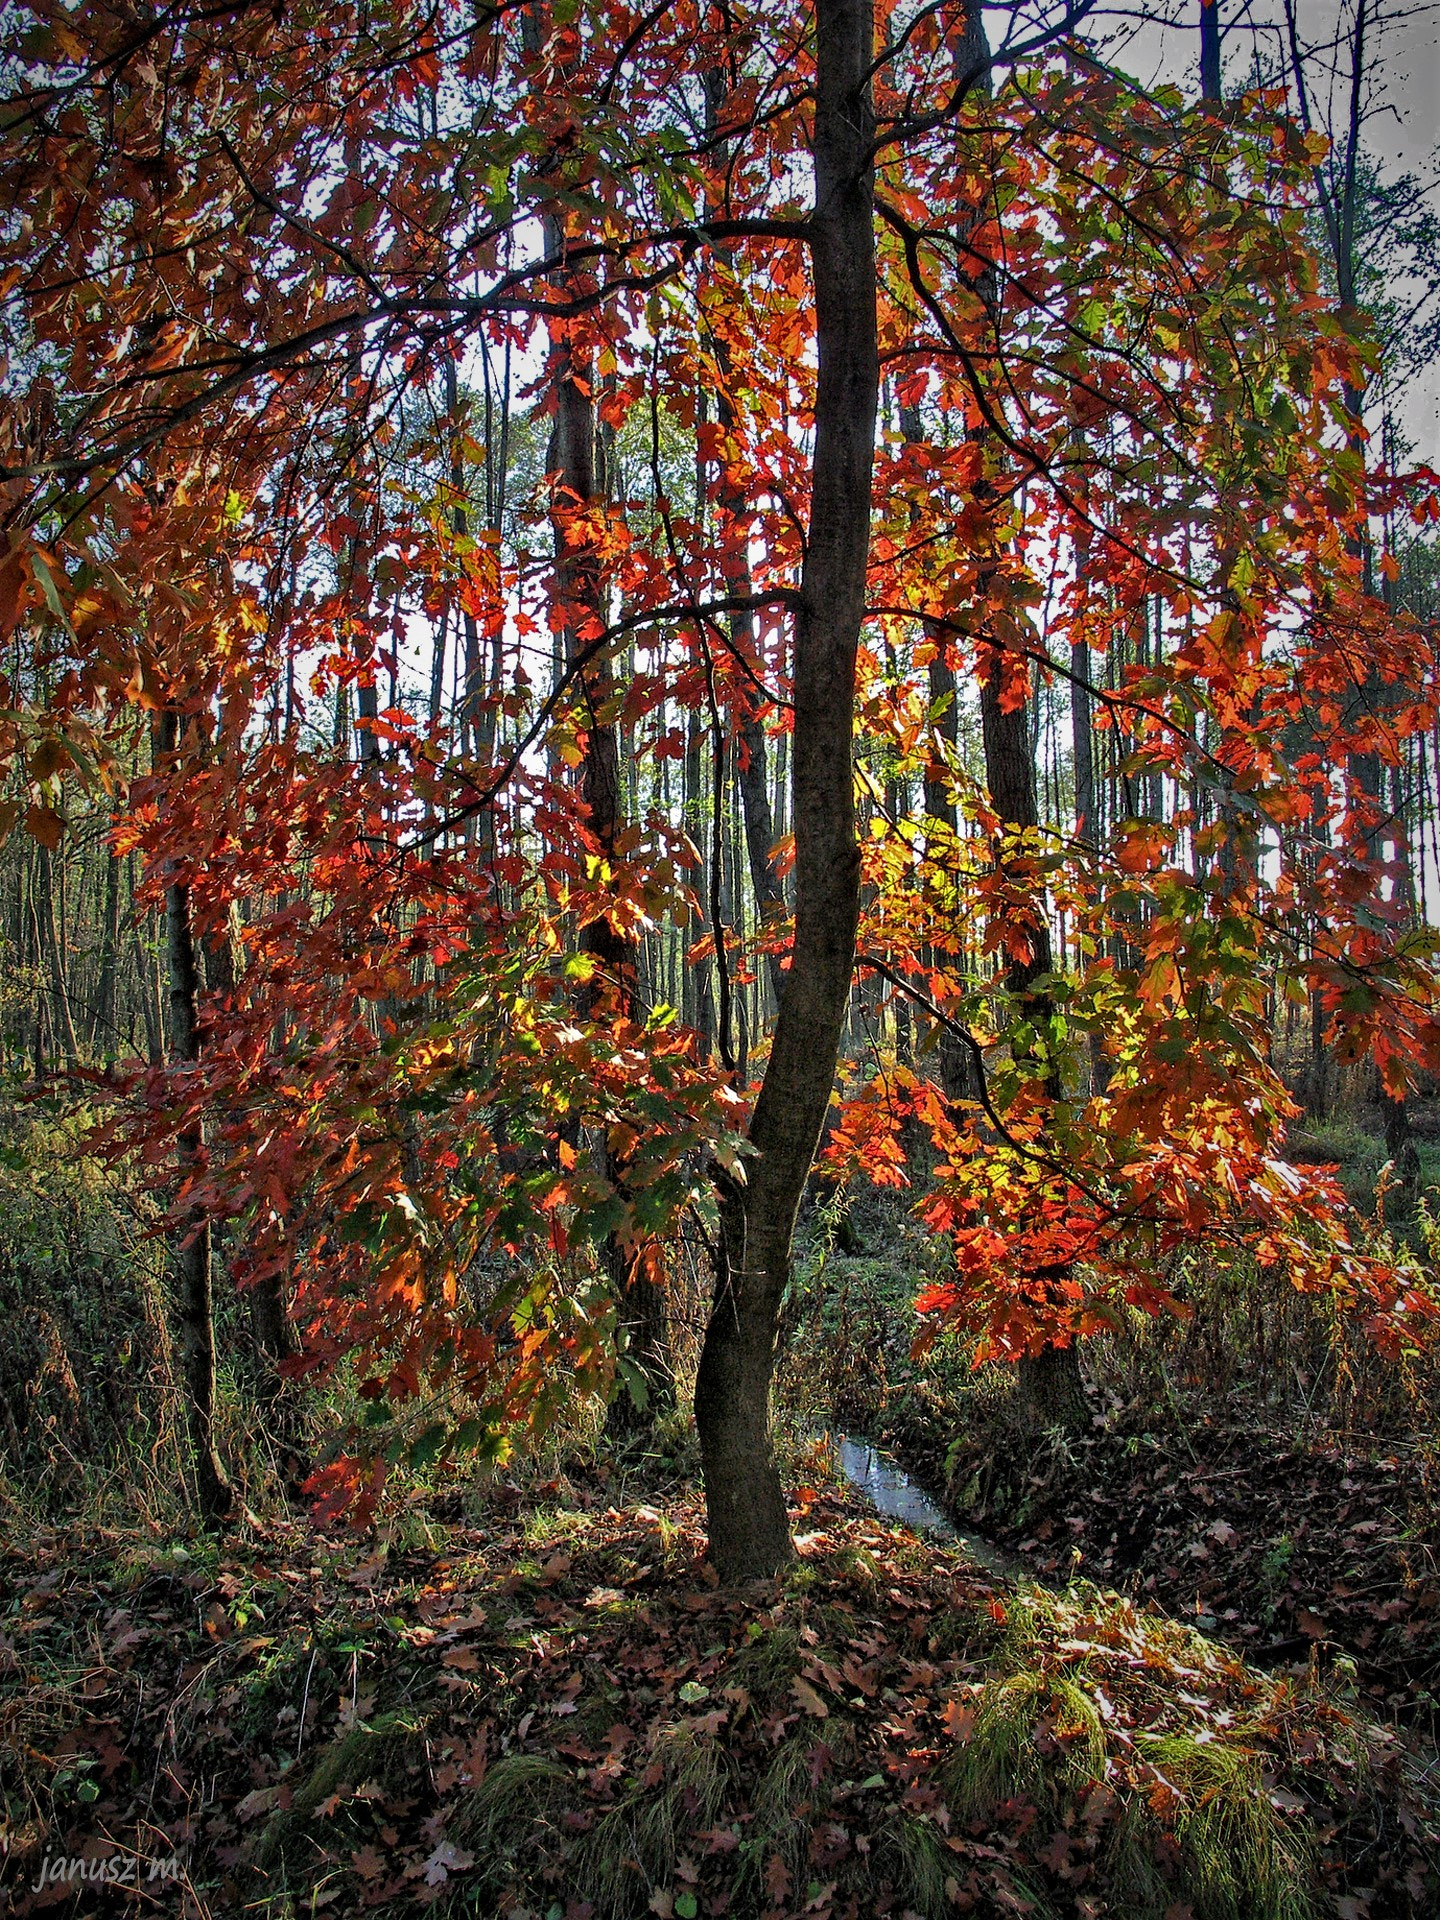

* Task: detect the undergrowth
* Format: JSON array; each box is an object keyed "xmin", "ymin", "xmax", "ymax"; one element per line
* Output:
[{"xmin": 4, "ymin": 1482, "xmax": 1434, "ymax": 1918}]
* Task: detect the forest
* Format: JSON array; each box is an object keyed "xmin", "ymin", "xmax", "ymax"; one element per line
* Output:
[{"xmin": 4, "ymin": 0, "xmax": 1440, "ymax": 1913}]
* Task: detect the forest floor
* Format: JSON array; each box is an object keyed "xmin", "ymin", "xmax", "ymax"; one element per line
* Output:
[
  {"xmin": 801, "ymin": 1112, "xmax": 1440, "ymax": 1754},
  {"xmin": 2, "ymin": 1453, "xmax": 1439, "ymax": 1920},
  {"xmin": 877, "ymin": 1390, "xmax": 1440, "ymax": 1728},
  {"xmin": 5, "ymin": 1102, "xmax": 1440, "ymax": 1918}
]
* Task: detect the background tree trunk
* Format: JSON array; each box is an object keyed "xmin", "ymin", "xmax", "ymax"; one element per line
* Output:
[
  {"xmin": 705, "ymin": 65, "xmax": 786, "ymax": 1012},
  {"xmin": 981, "ymin": 671, "xmax": 1089, "ymax": 1431},
  {"xmin": 92, "ymin": 822, "xmax": 121, "ymax": 1059},
  {"xmin": 961, "ymin": 0, "xmax": 1088, "ymax": 1431},
  {"xmin": 523, "ymin": 33, "xmax": 676, "ymax": 1430},
  {"xmin": 159, "ymin": 712, "xmax": 234, "ymax": 1525},
  {"xmin": 1199, "ymin": 0, "xmax": 1223, "ymax": 105},
  {"xmin": 900, "ymin": 401, "xmax": 971, "ymax": 1103}
]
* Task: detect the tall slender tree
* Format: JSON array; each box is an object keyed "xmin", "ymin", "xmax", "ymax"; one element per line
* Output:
[{"xmin": 695, "ymin": 0, "xmax": 878, "ymax": 1581}]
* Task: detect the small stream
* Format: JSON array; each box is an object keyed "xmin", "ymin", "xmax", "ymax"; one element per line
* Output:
[
  {"xmin": 834, "ymin": 1436, "xmax": 1440, "ymax": 1778},
  {"xmin": 833, "ymin": 1433, "xmax": 1022, "ymax": 1580}
]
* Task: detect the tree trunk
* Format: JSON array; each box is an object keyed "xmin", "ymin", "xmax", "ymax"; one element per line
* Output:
[
  {"xmin": 981, "ymin": 665, "xmax": 1089, "ymax": 1432},
  {"xmin": 899, "ymin": 402, "xmax": 971, "ymax": 1103},
  {"xmin": 131, "ymin": 856, "xmax": 164, "ymax": 1067},
  {"xmin": 93, "ymin": 822, "xmax": 121, "ymax": 1058},
  {"xmin": 704, "ymin": 65, "xmax": 787, "ymax": 1011},
  {"xmin": 695, "ymin": 0, "xmax": 877, "ymax": 1583},
  {"xmin": 683, "ymin": 703, "xmax": 715, "ymax": 1053},
  {"xmin": 159, "ymin": 713, "xmax": 234, "ymax": 1526},
  {"xmin": 202, "ymin": 898, "xmax": 304, "ymax": 1461},
  {"xmin": 962, "ymin": 0, "xmax": 1088, "ymax": 1433},
  {"xmin": 248, "ymin": 1263, "xmax": 307, "ymax": 1487},
  {"xmin": 1285, "ymin": 0, "xmax": 1409, "ymax": 1171},
  {"xmin": 1071, "ymin": 637, "xmax": 1095, "ymax": 843},
  {"xmin": 1199, "ymin": 0, "xmax": 1223, "ymax": 105},
  {"xmin": 526, "ymin": 64, "xmax": 675, "ymax": 1429},
  {"xmin": 36, "ymin": 844, "xmax": 79, "ymax": 1067},
  {"xmin": 1018, "ymin": 1347, "xmax": 1091, "ymax": 1431}
]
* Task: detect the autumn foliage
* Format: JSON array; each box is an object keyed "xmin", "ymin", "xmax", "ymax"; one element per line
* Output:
[{"xmin": 2, "ymin": 0, "xmax": 1439, "ymax": 1528}]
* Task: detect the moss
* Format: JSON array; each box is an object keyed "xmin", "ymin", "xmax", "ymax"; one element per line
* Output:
[
  {"xmin": 251, "ymin": 1712, "xmax": 421, "ymax": 1874},
  {"xmin": 723, "ymin": 1621, "xmax": 802, "ymax": 1704}
]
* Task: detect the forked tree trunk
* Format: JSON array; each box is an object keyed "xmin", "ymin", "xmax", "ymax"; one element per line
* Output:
[
  {"xmin": 695, "ymin": 0, "xmax": 878, "ymax": 1582},
  {"xmin": 159, "ymin": 712, "xmax": 234, "ymax": 1526}
]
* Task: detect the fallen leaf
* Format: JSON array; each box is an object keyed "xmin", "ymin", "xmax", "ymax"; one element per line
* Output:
[
  {"xmin": 351, "ymin": 1845, "xmax": 386, "ymax": 1880},
  {"xmin": 791, "ymin": 1677, "xmax": 829, "ymax": 1718},
  {"xmin": 423, "ymin": 1840, "xmax": 475, "ymax": 1886},
  {"xmin": 941, "ymin": 1698, "xmax": 976, "ymax": 1742}
]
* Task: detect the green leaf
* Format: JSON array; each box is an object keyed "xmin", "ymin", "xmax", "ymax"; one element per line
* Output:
[
  {"xmin": 616, "ymin": 1355, "xmax": 650, "ymax": 1414},
  {"xmin": 407, "ymin": 1423, "xmax": 447, "ymax": 1469}
]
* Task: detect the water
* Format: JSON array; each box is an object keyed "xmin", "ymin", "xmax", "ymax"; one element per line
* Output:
[
  {"xmin": 833, "ymin": 1433, "xmax": 1020, "ymax": 1578},
  {"xmin": 835, "ymin": 1435, "xmax": 954, "ymax": 1534}
]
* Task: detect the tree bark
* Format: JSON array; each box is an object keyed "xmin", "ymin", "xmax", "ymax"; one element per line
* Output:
[
  {"xmin": 961, "ymin": 0, "xmax": 1088, "ymax": 1431},
  {"xmin": 525, "ymin": 37, "xmax": 676, "ymax": 1428},
  {"xmin": 981, "ymin": 665, "xmax": 1089, "ymax": 1431},
  {"xmin": 695, "ymin": 0, "xmax": 877, "ymax": 1582},
  {"xmin": 93, "ymin": 821, "xmax": 122, "ymax": 1058},
  {"xmin": 900, "ymin": 402, "xmax": 971, "ymax": 1103},
  {"xmin": 159, "ymin": 712, "xmax": 234, "ymax": 1526},
  {"xmin": 1071, "ymin": 637, "xmax": 1095, "ymax": 844},
  {"xmin": 704, "ymin": 66, "xmax": 787, "ymax": 1012},
  {"xmin": 1199, "ymin": 0, "xmax": 1223, "ymax": 105},
  {"xmin": 35, "ymin": 844, "xmax": 79, "ymax": 1067},
  {"xmin": 1284, "ymin": 0, "xmax": 1410, "ymax": 1169}
]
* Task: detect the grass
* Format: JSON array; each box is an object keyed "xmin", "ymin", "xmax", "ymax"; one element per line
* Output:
[
  {"xmin": 938, "ymin": 1581, "xmax": 1381, "ymax": 1920},
  {"xmin": 576, "ymin": 1722, "xmax": 732, "ymax": 1918},
  {"xmin": 3, "ymin": 1466, "xmax": 1435, "ymax": 1920},
  {"xmin": 252, "ymin": 1712, "xmax": 422, "ymax": 1874}
]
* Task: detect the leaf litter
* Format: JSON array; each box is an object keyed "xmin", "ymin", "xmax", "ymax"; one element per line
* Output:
[{"xmin": 1, "ymin": 1477, "xmax": 1436, "ymax": 1918}]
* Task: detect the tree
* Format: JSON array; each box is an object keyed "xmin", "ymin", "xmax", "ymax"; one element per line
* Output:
[
  {"xmin": 836, "ymin": 10, "xmax": 1440, "ymax": 1393},
  {"xmin": 2, "ymin": 0, "xmax": 1438, "ymax": 1564},
  {"xmin": 1278, "ymin": 0, "xmax": 1440, "ymax": 1182},
  {"xmin": 694, "ymin": 0, "xmax": 878, "ymax": 1581}
]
